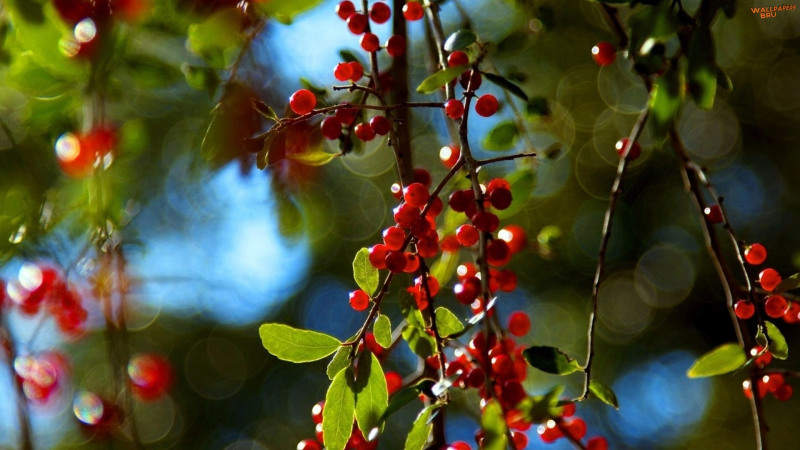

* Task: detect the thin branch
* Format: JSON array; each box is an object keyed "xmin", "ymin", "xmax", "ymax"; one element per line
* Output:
[
  {"xmin": 0, "ymin": 315, "xmax": 33, "ymax": 450},
  {"xmin": 475, "ymin": 152, "xmax": 537, "ymax": 167},
  {"xmin": 598, "ymin": 4, "xmax": 629, "ymax": 49}
]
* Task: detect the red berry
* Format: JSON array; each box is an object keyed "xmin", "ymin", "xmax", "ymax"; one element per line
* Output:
[
  {"xmin": 486, "ymin": 178, "xmax": 510, "ymax": 192},
  {"xmin": 471, "ymin": 211, "xmax": 499, "ymax": 232},
  {"xmin": 427, "ymin": 196, "xmax": 443, "ymax": 217},
  {"xmin": 447, "ymin": 441, "xmax": 472, "ymax": 450},
  {"xmin": 508, "ymin": 311, "xmax": 530, "ymax": 336},
  {"xmin": 775, "ymin": 384, "xmax": 793, "ymax": 401},
  {"xmin": 439, "ymin": 145, "xmax": 460, "ymax": 168},
  {"xmin": 320, "ymin": 116, "xmax": 342, "ymax": 140},
  {"xmin": 128, "ymin": 353, "xmax": 172, "ymax": 401},
  {"xmin": 734, "ymin": 300, "xmax": 755, "ymax": 320},
  {"xmin": 456, "ymin": 224, "xmax": 480, "ymax": 247},
  {"xmin": 511, "ymin": 430, "xmax": 528, "ymax": 450},
  {"xmin": 354, "ymin": 122, "xmax": 376, "ymax": 141},
  {"xmin": 459, "ymin": 70, "xmax": 482, "ymax": 90},
  {"xmin": 566, "ymin": 417, "xmax": 587, "ymax": 440},
  {"xmin": 348, "ymin": 61, "xmax": 364, "ymax": 81},
  {"xmin": 334, "ymin": 62, "xmax": 353, "ymax": 81},
  {"xmin": 592, "ymin": 41, "xmax": 616, "ymax": 66},
  {"xmin": 361, "ymin": 32, "xmax": 380, "ymax": 52},
  {"xmin": 537, "ymin": 422, "xmax": 563, "ymax": 443},
  {"xmin": 704, "ymin": 204, "xmax": 723, "ymax": 224},
  {"xmin": 385, "ymin": 250, "xmax": 407, "ymax": 273},
  {"xmin": 297, "ymin": 439, "xmax": 322, "ymax": 450},
  {"xmin": 447, "ymin": 51, "xmax": 469, "ymax": 67},
  {"xmin": 587, "ymin": 436, "xmax": 609, "ymax": 450},
  {"xmin": 403, "ymin": 183, "xmax": 429, "ymax": 208},
  {"xmin": 751, "ymin": 346, "xmax": 772, "ymax": 368},
  {"xmin": 369, "ymin": 1, "xmax": 391, "ymax": 23},
  {"xmin": 347, "ymin": 13, "xmax": 368, "ymax": 34},
  {"xmin": 385, "ymin": 371, "xmax": 402, "ymax": 394},
  {"xmin": 393, "ymin": 202, "xmax": 419, "ymax": 227},
  {"xmin": 615, "ymin": 138, "xmax": 641, "ymax": 161},
  {"xmin": 444, "ymin": 99, "xmax": 464, "ymax": 119},
  {"xmin": 745, "ymin": 243, "xmax": 767, "ymax": 265},
  {"xmin": 759, "ymin": 268, "xmax": 782, "ymax": 291},
  {"xmin": 368, "ymin": 244, "xmax": 388, "ymax": 269},
  {"xmin": 449, "ymin": 190, "xmax": 474, "ymax": 212},
  {"xmin": 498, "ymin": 225, "xmax": 527, "ymax": 254},
  {"xmin": 413, "ymin": 168, "xmax": 432, "ymax": 188},
  {"xmin": 784, "ymin": 302, "xmax": 800, "ymax": 324},
  {"xmin": 561, "ymin": 402, "xmax": 576, "ymax": 417},
  {"xmin": 311, "ymin": 401, "xmax": 324, "ymax": 424},
  {"xmin": 336, "ymin": 104, "xmax": 358, "ymax": 125},
  {"xmin": 454, "ymin": 277, "xmax": 481, "ymax": 304},
  {"xmin": 383, "ymin": 226, "xmax": 406, "ymax": 251},
  {"xmin": 402, "ymin": 1, "xmax": 424, "ymax": 20},
  {"xmin": 336, "ymin": 1, "xmax": 356, "ymax": 20},
  {"xmin": 486, "ymin": 239, "xmax": 511, "ymax": 266},
  {"xmin": 489, "ymin": 187, "xmax": 512, "ymax": 210},
  {"xmin": 386, "ymin": 35, "xmax": 406, "ymax": 57},
  {"xmin": 496, "ymin": 269, "xmax": 518, "ymax": 292},
  {"xmin": 465, "ymin": 367, "xmax": 485, "ymax": 389},
  {"xmin": 349, "ymin": 290, "xmax": 371, "ymax": 311},
  {"xmin": 474, "ymin": 94, "xmax": 499, "ymax": 117},
  {"xmin": 404, "ymin": 253, "xmax": 420, "ymax": 273},
  {"xmin": 491, "ymin": 354, "xmax": 513, "ymax": 377},
  {"xmin": 764, "ymin": 295, "xmax": 788, "ymax": 318},
  {"xmin": 369, "ymin": 116, "xmax": 391, "ymax": 135},
  {"xmin": 289, "ymin": 89, "xmax": 316, "ymax": 115}
]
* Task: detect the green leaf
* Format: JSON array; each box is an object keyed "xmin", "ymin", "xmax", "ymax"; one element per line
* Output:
[
  {"xmin": 404, "ymin": 405, "xmax": 437, "ymax": 450},
  {"xmin": 481, "ymin": 400, "xmax": 508, "ymax": 450},
  {"xmin": 416, "ymin": 65, "xmax": 469, "ymax": 94},
  {"xmin": 775, "ymin": 273, "xmax": 800, "ymax": 292},
  {"xmin": 444, "ymin": 29, "xmax": 478, "ymax": 52},
  {"xmin": 355, "ymin": 352, "xmax": 389, "ymax": 436},
  {"xmin": 286, "ymin": 149, "xmax": 340, "ymax": 166},
  {"xmin": 379, "ymin": 386, "xmax": 419, "ymax": 425},
  {"xmin": 353, "ymin": 248, "xmax": 380, "ymax": 295},
  {"xmin": 339, "ymin": 50, "xmax": 363, "ymax": 64},
  {"xmin": 765, "ymin": 321, "xmax": 788, "ymax": 360},
  {"xmin": 686, "ymin": 343, "xmax": 746, "ymax": 378},
  {"xmin": 628, "ymin": 1, "xmax": 677, "ymax": 59},
  {"xmin": 496, "ymin": 169, "xmax": 536, "ymax": 220},
  {"xmin": 259, "ymin": 323, "xmax": 341, "ymax": 363},
  {"xmin": 483, "ymin": 72, "xmax": 529, "ymax": 102},
  {"xmin": 434, "ymin": 307, "xmax": 465, "ymax": 338},
  {"xmin": 755, "ymin": 324, "xmax": 769, "ymax": 349},
  {"xmin": 187, "ymin": 9, "xmax": 246, "ymax": 68},
  {"xmin": 483, "ymin": 120, "xmax": 519, "ymax": 151},
  {"xmin": 520, "ymin": 385, "xmax": 564, "ymax": 423},
  {"xmin": 687, "ymin": 23, "xmax": 717, "ymax": 109},
  {"xmin": 327, "ymin": 347, "xmax": 351, "ymax": 380},
  {"xmin": 589, "ymin": 379, "xmax": 619, "ymax": 409},
  {"xmin": 649, "ymin": 63, "xmax": 683, "ymax": 140},
  {"xmin": 255, "ymin": 0, "xmax": 324, "ymax": 23},
  {"xmin": 523, "ymin": 346, "xmax": 583, "ymax": 375},
  {"xmin": 429, "ymin": 250, "xmax": 459, "ymax": 287},
  {"xmin": 400, "ymin": 296, "xmax": 436, "ymax": 358},
  {"xmin": 181, "ymin": 64, "xmax": 220, "ymax": 97},
  {"xmin": 716, "ymin": 67, "xmax": 733, "ymax": 91},
  {"xmin": 525, "ymin": 97, "xmax": 550, "ymax": 117},
  {"xmin": 374, "ymin": 315, "xmax": 392, "ymax": 348},
  {"xmin": 323, "ymin": 368, "xmax": 356, "ymax": 450}
]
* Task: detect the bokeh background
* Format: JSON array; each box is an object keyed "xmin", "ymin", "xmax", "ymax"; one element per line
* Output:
[{"xmin": 1, "ymin": 0, "xmax": 800, "ymax": 448}]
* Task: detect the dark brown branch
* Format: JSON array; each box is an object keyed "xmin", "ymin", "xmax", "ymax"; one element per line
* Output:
[
  {"xmin": 391, "ymin": 0, "xmax": 414, "ymax": 186},
  {"xmin": 475, "ymin": 152, "xmax": 537, "ymax": 167}
]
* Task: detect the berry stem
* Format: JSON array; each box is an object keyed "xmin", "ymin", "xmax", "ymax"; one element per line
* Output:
[{"xmin": 0, "ymin": 314, "xmax": 34, "ymax": 450}]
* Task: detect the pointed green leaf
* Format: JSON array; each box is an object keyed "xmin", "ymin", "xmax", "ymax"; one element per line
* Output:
[
  {"xmin": 520, "ymin": 385, "xmax": 564, "ymax": 423},
  {"xmin": 765, "ymin": 321, "xmax": 788, "ymax": 360},
  {"xmin": 755, "ymin": 324, "xmax": 769, "ymax": 349},
  {"xmin": 286, "ymin": 149, "xmax": 340, "ymax": 166},
  {"xmin": 483, "ymin": 72, "xmax": 529, "ymax": 102},
  {"xmin": 416, "ymin": 65, "xmax": 469, "ymax": 94},
  {"xmin": 687, "ymin": 23, "xmax": 717, "ymax": 109},
  {"xmin": 687, "ymin": 343, "xmax": 746, "ymax": 378},
  {"xmin": 649, "ymin": 63, "xmax": 683, "ymax": 140},
  {"xmin": 430, "ymin": 250, "xmax": 459, "ymax": 287},
  {"xmin": 355, "ymin": 352, "xmax": 389, "ymax": 436},
  {"xmin": 339, "ymin": 50, "xmax": 363, "ymax": 64},
  {"xmin": 379, "ymin": 386, "xmax": 419, "ymax": 425},
  {"xmin": 483, "ymin": 120, "xmax": 519, "ymax": 151},
  {"xmin": 589, "ymin": 379, "xmax": 619, "ymax": 409},
  {"xmin": 775, "ymin": 273, "xmax": 800, "ymax": 292},
  {"xmin": 481, "ymin": 400, "xmax": 508, "ymax": 450},
  {"xmin": 434, "ymin": 307, "xmax": 465, "ymax": 338},
  {"xmin": 188, "ymin": 9, "xmax": 246, "ymax": 68},
  {"xmin": 444, "ymin": 29, "xmax": 478, "ymax": 52},
  {"xmin": 523, "ymin": 346, "xmax": 583, "ymax": 375},
  {"xmin": 716, "ymin": 67, "xmax": 733, "ymax": 91},
  {"xmin": 259, "ymin": 323, "xmax": 341, "ymax": 363},
  {"xmin": 404, "ymin": 405, "xmax": 437, "ymax": 450},
  {"xmin": 254, "ymin": 0, "xmax": 325, "ymax": 21},
  {"xmin": 400, "ymin": 295, "xmax": 436, "ymax": 358},
  {"xmin": 327, "ymin": 347, "xmax": 351, "ymax": 380},
  {"xmin": 353, "ymin": 248, "xmax": 379, "ymax": 295},
  {"xmin": 374, "ymin": 315, "xmax": 392, "ymax": 348},
  {"xmin": 323, "ymin": 368, "xmax": 356, "ymax": 450}
]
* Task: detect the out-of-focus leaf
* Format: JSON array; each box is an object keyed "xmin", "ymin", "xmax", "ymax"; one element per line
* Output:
[
  {"xmin": 589, "ymin": 379, "xmax": 619, "ymax": 409},
  {"xmin": 483, "ymin": 72, "xmax": 529, "ymax": 102},
  {"xmin": 687, "ymin": 23, "xmax": 717, "ymax": 109},
  {"xmin": 765, "ymin": 321, "xmax": 788, "ymax": 360},
  {"xmin": 255, "ymin": 0, "xmax": 324, "ymax": 23},
  {"xmin": 202, "ymin": 83, "xmax": 260, "ymax": 166},
  {"xmin": 187, "ymin": 9, "xmax": 246, "ymax": 68},
  {"xmin": 416, "ymin": 65, "xmax": 469, "ymax": 94},
  {"xmin": 181, "ymin": 63, "xmax": 220, "ymax": 97},
  {"xmin": 519, "ymin": 385, "xmax": 564, "ymax": 423},
  {"xmin": 481, "ymin": 400, "xmax": 508, "ymax": 450},
  {"xmin": 483, "ymin": 120, "xmax": 518, "ymax": 151},
  {"xmin": 523, "ymin": 346, "xmax": 583, "ymax": 375},
  {"xmin": 434, "ymin": 307, "xmax": 465, "ymax": 338},
  {"xmin": 649, "ymin": 63, "xmax": 683, "ymax": 140},
  {"xmin": 628, "ymin": 1, "xmax": 677, "ymax": 59},
  {"xmin": 430, "ymin": 250, "xmax": 459, "ymax": 287},
  {"xmin": 716, "ymin": 66, "xmax": 733, "ymax": 91},
  {"xmin": 353, "ymin": 248, "xmax": 379, "ymax": 295},
  {"xmin": 323, "ymin": 368, "xmax": 356, "ymax": 450},
  {"xmin": 400, "ymin": 296, "xmax": 435, "ymax": 358},
  {"xmin": 525, "ymin": 97, "xmax": 550, "ymax": 117},
  {"xmin": 404, "ymin": 405, "xmax": 437, "ymax": 450},
  {"xmin": 379, "ymin": 386, "xmax": 419, "ymax": 425},
  {"xmin": 497, "ymin": 31, "xmax": 529, "ymax": 55},
  {"xmin": 496, "ymin": 169, "xmax": 536, "ymax": 220},
  {"xmin": 686, "ymin": 343, "xmax": 746, "ymax": 378},
  {"xmin": 775, "ymin": 273, "xmax": 800, "ymax": 292},
  {"xmin": 444, "ymin": 29, "xmax": 477, "ymax": 52},
  {"xmin": 286, "ymin": 149, "xmax": 339, "ymax": 166},
  {"xmin": 259, "ymin": 323, "xmax": 341, "ymax": 362},
  {"xmin": 374, "ymin": 315, "xmax": 392, "ymax": 348},
  {"xmin": 355, "ymin": 352, "xmax": 388, "ymax": 436}
]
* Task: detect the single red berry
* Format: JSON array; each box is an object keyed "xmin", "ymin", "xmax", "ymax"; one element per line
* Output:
[
  {"xmin": 368, "ymin": 244, "xmax": 388, "ymax": 269},
  {"xmin": 456, "ymin": 224, "xmax": 480, "ymax": 247},
  {"xmin": 745, "ymin": 243, "xmax": 767, "ymax": 265},
  {"xmin": 360, "ymin": 32, "xmax": 380, "ymax": 52},
  {"xmin": 459, "ymin": 70, "xmax": 482, "ymax": 90},
  {"xmin": 704, "ymin": 205, "xmax": 723, "ymax": 224},
  {"xmin": 289, "ymin": 89, "xmax": 316, "ymax": 115},
  {"xmin": 471, "ymin": 211, "xmax": 499, "ymax": 232},
  {"xmin": 347, "ymin": 13, "xmax": 368, "ymax": 34},
  {"xmin": 311, "ymin": 401, "xmax": 324, "ymax": 424},
  {"xmin": 508, "ymin": 311, "xmax": 531, "ymax": 336},
  {"xmin": 491, "ymin": 354, "xmax": 514, "ymax": 377},
  {"xmin": 496, "ymin": 269, "xmax": 518, "ymax": 292},
  {"xmin": 784, "ymin": 302, "xmax": 800, "ymax": 324},
  {"xmin": 297, "ymin": 439, "xmax": 322, "ymax": 450},
  {"xmin": 566, "ymin": 417, "xmax": 587, "ymax": 440},
  {"xmin": 383, "ymin": 226, "xmax": 406, "ymax": 251},
  {"xmin": 764, "ymin": 295, "xmax": 789, "ymax": 318},
  {"xmin": 333, "ymin": 62, "xmax": 353, "ymax": 81},
  {"xmin": 447, "ymin": 50, "xmax": 469, "ymax": 67},
  {"xmin": 454, "ymin": 277, "xmax": 481, "ymax": 304},
  {"xmin": 369, "ymin": 1, "xmax": 391, "ymax": 23},
  {"xmin": 444, "ymin": 99, "xmax": 464, "ymax": 119},
  {"xmin": 385, "ymin": 250, "xmax": 407, "ymax": 273},
  {"xmin": 489, "ymin": 187, "xmax": 512, "ymax": 210},
  {"xmin": 775, "ymin": 384, "xmax": 793, "ymax": 401},
  {"xmin": 413, "ymin": 168, "xmax": 432, "ymax": 188},
  {"xmin": 498, "ymin": 225, "xmax": 527, "ymax": 254},
  {"xmin": 486, "ymin": 178, "xmax": 511, "ymax": 193},
  {"xmin": 474, "ymin": 94, "xmax": 499, "ymax": 117},
  {"xmin": 128, "ymin": 353, "xmax": 172, "ymax": 401},
  {"xmin": 336, "ymin": 1, "xmax": 356, "ymax": 20},
  {"xmin": 447, "ymin": 441, "xmax": 472, "ymax": 450},
  {"xmin": 349, "ymin": 290, "xmax": 371, "ymax": 311},
  {"xmin": 315, "ymin": 423, "xmax": 324, "ymax": 444},
  {"xmin": 448, "ymin": 190, "xmax": 474, "ymax": 212},
  {"xmin": 348, "ymin": 61, "xmax": 364, "ymax": 81},
  {"xmin": 385, "ymin": 371, "xmax": 402, "ymax": 394},
  {"xmin": 764, "ymin": 373, "xmax": 784, "ymax": 393},
  {"xmin": 393, "ymin": 202, "xmax": 419, "ymax": 228},
  {"xmin": 439, "ymin": 145, "xmax": 460, "ymax": 168},
  {"xmin": 465, "ymin": 367, "xmax": 485, "ymax": 389},
  {"xmin": 751, "ymin": 346, "xmax": 772, "ymax": 368},
  {"xmin": 369, "ymin": 116, "xmax": 391, "ymax": 135},
  {"xmin": 403, "ymin": 183, "xmax": 429, "ymax": 208},
  {"xmin": 409, "ymin": 217, "xmax": 432, "ymax": 237},
  {"xmin": 427, "ymin": 196, "xmax": 443, "ymax": 217},
  {"xmin": 592, "ymin": 41, "xmax": 616, "ymax": 66},
  {"xmin": 336, "ymin": 104, "xmax": 358, "ymax": 125},
  {"xmin": 587, "ymin": 436, "xmax": 609, "ymax": 450},
  {"xmin": 561, "ymin": 402, "xmax": 576, "ymax": 417},
  {"xmin": 404, "ymin": 253, "xmax": 420, "ymax": 273},
  {"xmin": 354, "ymin": 122, "xmax": 376, "ymax": 141},
  {"xmin": 511, "ymin": 430, "xmax": 528, "ymax": 450},
  {"xmin": 320, "ymin": 116, "xmax": 342, "ymax": 140},
  {"xmin": 759, "ymin": 268, "xmax": 782, "ymax": 291},
  {"xmin": 734, "ymin": 300, "xmax": 755, "ymax": 319},
  {"xmin": 486, "ymin": 239, "xmax": 511, "ymax": 266},
  {"xmin": 537, "ymin": 421, "xmax": 563, "ymax": 443},
  {"xmin": 615, "ymin": 138, "xmax": 642, "ymax": 160},
  {"xmin": 402, "ymin": 1, "xmax": 424, "ymax": 20},
  {"xmin": 386, "ymin": 35, "xmax": 406, "ymax": 57},
  {"xmin": 417, "ymin": 237, "xmax": 439, "ymax": 258}
]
